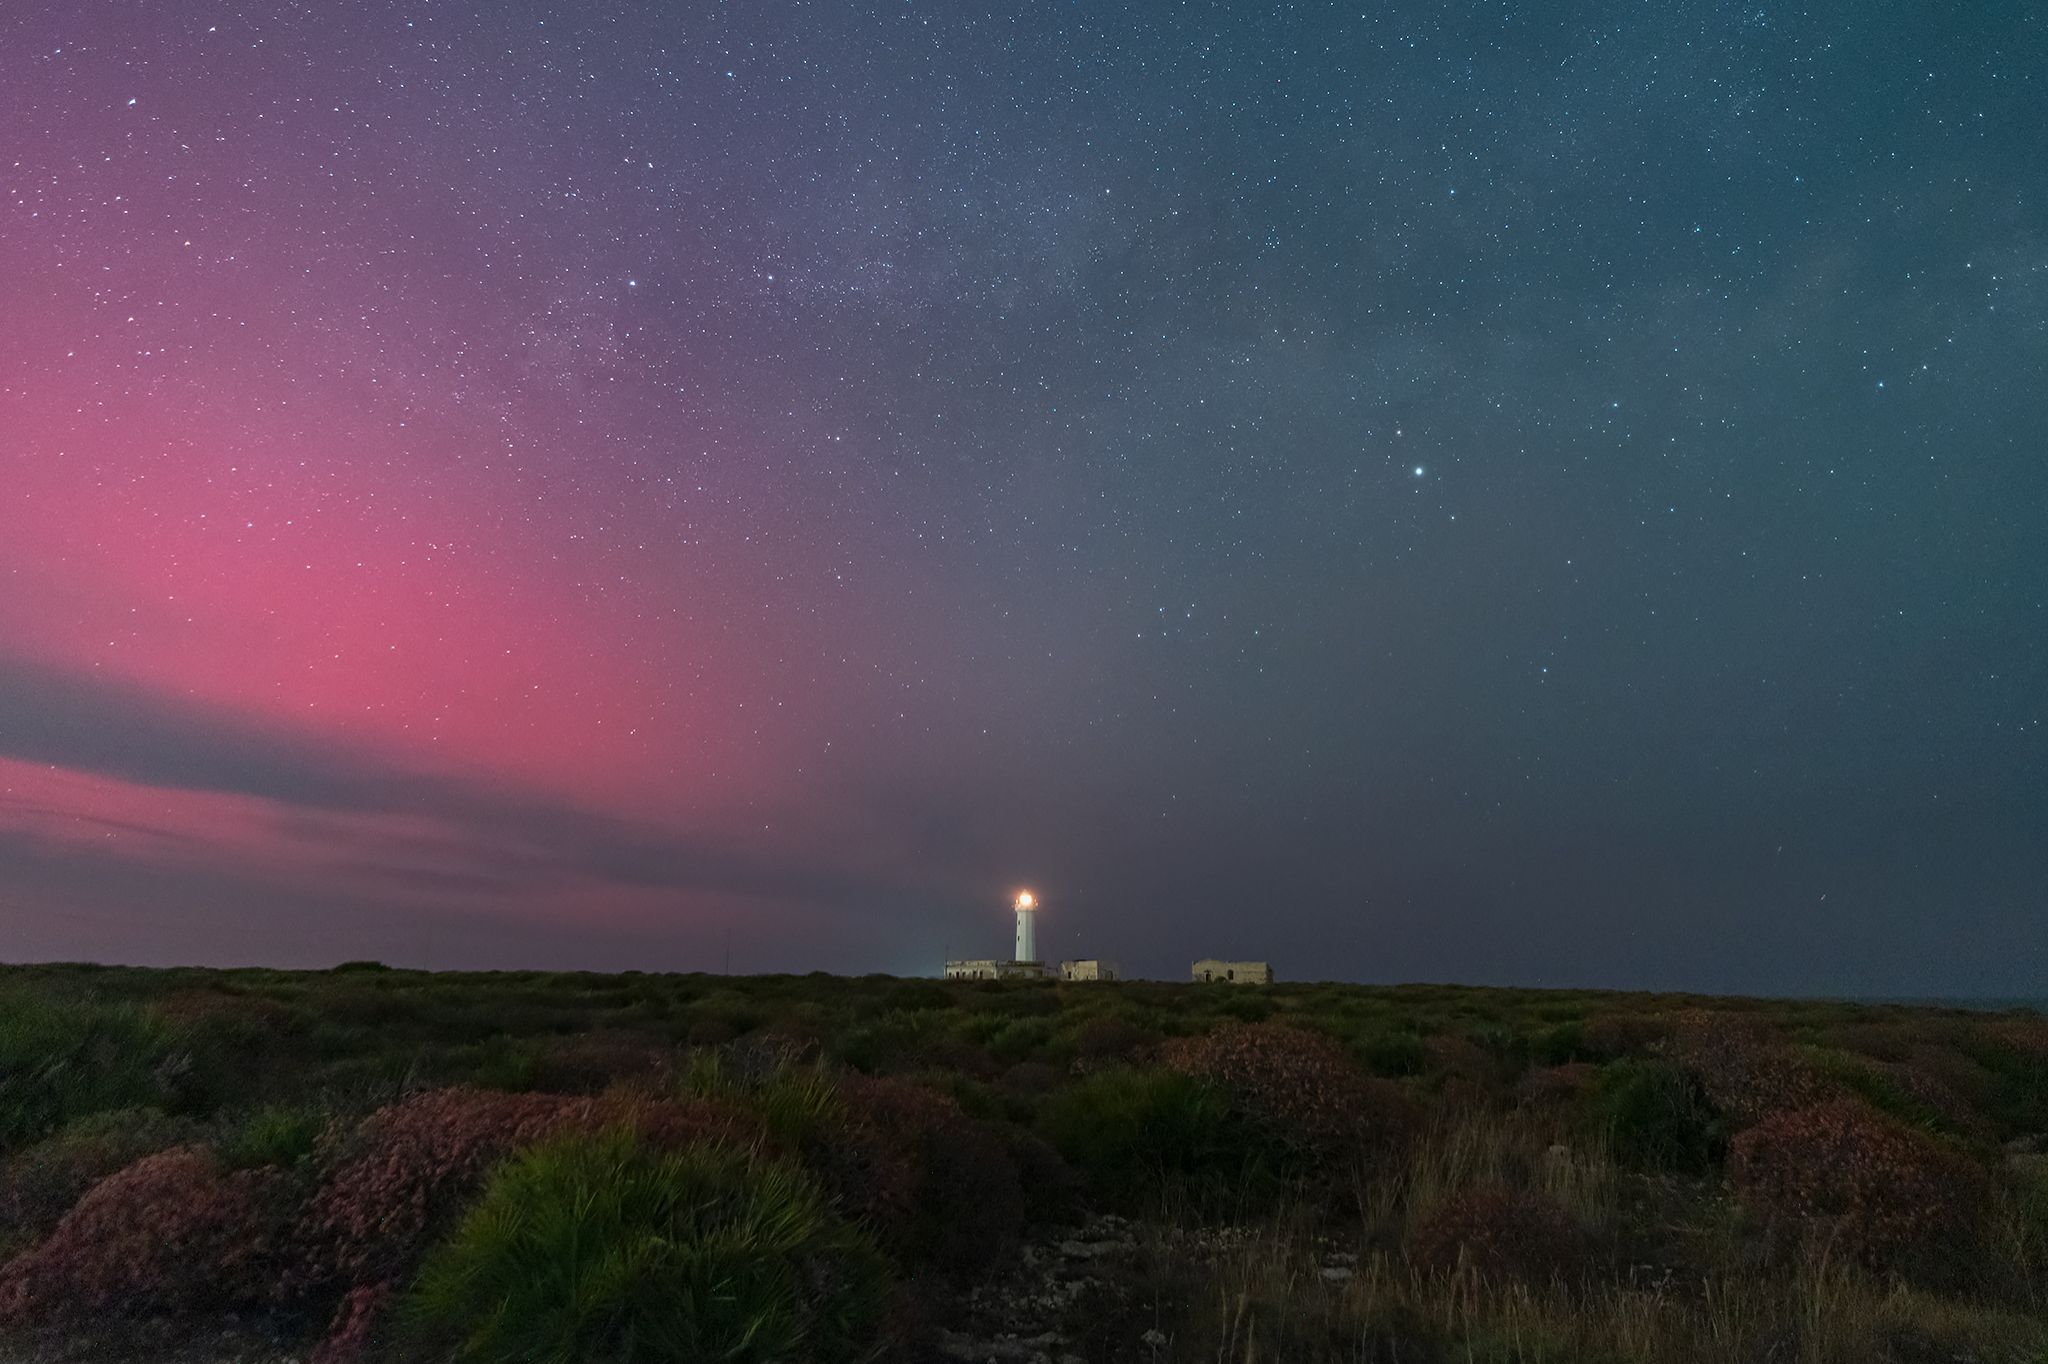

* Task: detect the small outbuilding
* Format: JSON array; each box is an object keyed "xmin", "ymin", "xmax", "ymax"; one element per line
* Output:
[
  {"xmin": 1059, "ymin": 959, "xmax": 1120, "ymax": 982},
  {"xmin": 1192, "ymin": 959, "xmax": 1273, "ymax": 985}
]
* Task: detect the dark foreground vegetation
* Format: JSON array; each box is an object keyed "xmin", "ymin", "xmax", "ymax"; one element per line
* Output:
[{"xmin": 0, "ymin": 963, "xmax": 2042, "ymax": 1363}]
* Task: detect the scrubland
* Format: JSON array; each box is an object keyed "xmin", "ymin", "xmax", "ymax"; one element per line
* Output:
[{"xmin": 0, "ymin": 962, "xmax": 2042, "ymax": 1362}]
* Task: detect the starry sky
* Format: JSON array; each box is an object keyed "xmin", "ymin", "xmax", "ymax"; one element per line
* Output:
[{"xmin": 2, "ymin": 2, "xmax": 2043, "ymax": 995}]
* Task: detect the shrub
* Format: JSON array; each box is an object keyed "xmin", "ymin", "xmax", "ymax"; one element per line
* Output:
[
  {"xmin": 985, "ymin": 1016, "xmax": 1058, "ymax": 1065},
  {"xmin": 1668, "ymin": 1010, "xmax": 1837, "ymax": 1128},
  {"xmin": 1161, "ymin": 1022, "xmax": 1419, "ymax": 1166},
  {"xmin": 1039, "ymin": 1067, "xmax": 1280, "ymax": 1195},
  {"xmin": 405, "ymin": 1130, "xmax": 888, "ymax": 1364},
  {"xmin": 0, "ymin": 1146, "xmax": 283, "ymax": 1327},
  {"xmin": 1532, "ymin": 1022, "xmax": 1588, "ymax": 1065},
  {"xmin": 223, "ymin": 1104, "xmax": 325, "ymax": 1170},
  {"xmin": 1729, "ymin": 1098, "xmax": 1994, "ymax": 1278},
  {"xmin": 1584, "ymin": 1059, "xmax": 1724, "ymax": 1172},
  {"xmin": 0, "ymin": 1108, "xmax": 204, "ymax": 1255},
  {"xmin": 465, "ymin": 1035, "xmax": 543, "ymax": 1092},
  {"xmin": 1578, "ymin": 1010, "xmax": 1673, "ymax": 1060},
  {"xmin": 289, "ymin": 1086, "xmax": 760, "ymax": 1332},
  {"xmin": 1069, "ymin": 1013, "xmax": 1152, "ymax": 1063},
  {"xmin": 832, "ymin": 1075, "xmax": 1024, "ymax": 1281},
  {"xmin": 0, "ymin": 993, "xmax": 166, "ymax": 1150},
  {"xmin": 530, "ymin": 1029, "xmax": 673, "ymax": 1093},
  {"xmin": 1515, "ymin": 1062, "xmax": 1599, "ymax": 1109},
  {"xmin": 1358, "ymin": 1030, "xmax": 1429, "ymax": 1078},
  {"xmin": 1407, "ymin": 1184, "xmax": 1589, "ymax": 1284},
  {"xmin": 826, "ymin": 1012, "xmax": 928, "ymax": 1073}
]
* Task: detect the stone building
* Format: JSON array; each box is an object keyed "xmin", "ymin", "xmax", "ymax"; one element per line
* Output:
[
  {"xmin": 1058, "ymin": 959, "xmax": 1120, "ymax": 982},
  {"xmin": 943, "ymin": 958, "xmax": 1049, "ymax": 981},
  {"xmin": 1192, "ymin": 959, "xmax": 1273, "ymax": 985}
]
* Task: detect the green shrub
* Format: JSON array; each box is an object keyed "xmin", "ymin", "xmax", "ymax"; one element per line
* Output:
[
  {"xmin": 826, "ymin": 1012, "xmax": 929, "ymax": 1073},
  {"xmin": 680, "ymin": 1051, "xmax": 843, "ymax": 1148},
  {"xmin": 0, "ymin": 993, "xmax": 166, "ymax": 1150},
  {"xmin": 1039, "ymin": 1067, "xmax": 1286, "ymax": 1198},
  {"xmin": 1584, "ymin": 1059, "xmax": 1723, "ymax": 1172},
  {"xmin": 1532, "ymin": 1022, "xmax": 1587, "ymax": 1065},
  {"xmin": 405, "ymin": 1130, "xmax": 888, "ymax": 1363},
  {"xmin": 1359, "ymin": 1030, "xmax": 1429, "ymax": 1078},
  {"xmin": 466, "ymin": 1035, "xmax": 544, "ymax": 1092},
  {"xmin": 1211, "ymin": 990, "xmax": 1278, "ymax": 1023},
  {"xmin": 222, "ymin": 1104, "xmax": 324, "ymax": 1170},
  {"xmin": 986, "ymin": 1016, "xmax": 1058, "ymax": 1065}
]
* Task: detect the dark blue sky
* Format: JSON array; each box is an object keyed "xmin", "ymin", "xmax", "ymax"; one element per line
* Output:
[{"xmin": 1, "ymin": 1, "xmax": 2042, "ymax": 994}]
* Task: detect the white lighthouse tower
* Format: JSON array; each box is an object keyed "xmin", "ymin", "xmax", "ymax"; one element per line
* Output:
[{"xmin": 1013, "ymin": 890, "xmax": 1038, "ymax": 964}]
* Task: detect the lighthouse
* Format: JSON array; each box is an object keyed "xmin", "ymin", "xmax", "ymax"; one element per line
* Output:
[
  {"xmin": 1013, "ymin": 890, "xmax": 1038, "ymax": 964},
  {"xmin": 941, "ymin": 889, "xmax": 1056, "ymax": 980}
]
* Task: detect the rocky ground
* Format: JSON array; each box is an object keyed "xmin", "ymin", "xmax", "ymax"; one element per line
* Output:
[{"xmin": 929, "ymin": 1215, "xmax": 1358, "ymax": 1364}]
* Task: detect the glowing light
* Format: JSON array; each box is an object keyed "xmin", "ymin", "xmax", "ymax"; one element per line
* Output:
[{"xmin": 1015, "ymin": 890, "xmax": 1036, "ymax": 910}]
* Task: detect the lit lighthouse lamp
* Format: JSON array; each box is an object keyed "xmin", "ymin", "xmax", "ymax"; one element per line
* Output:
[{"xmin": 1013, "ymin": 890, "xmax": 1039, "ymax": 965}]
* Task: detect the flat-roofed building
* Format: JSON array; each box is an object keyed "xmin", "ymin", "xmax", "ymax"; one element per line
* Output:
[
  {"xmin": 1192, "ymin": 959, "xmax": 1273, "ymax": 985},
  {"xmin": 1058, "ymin": 959, "xmax": 1120, "ymax": 982},
  {"xmin": 943, "ymin": 958, "xmax": 1049, "ymax": 981}
]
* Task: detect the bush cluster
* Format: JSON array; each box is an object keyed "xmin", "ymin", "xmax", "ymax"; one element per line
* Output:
[
  {"xmin": 1161, "ymin": 1021, "xmax": 1418, "ymax": 1165},
  {"xmin": 0, "ymin": 1107, "xmax": 204, "ymax": 1254},
  {"xmin": 1728, "ymin": 1098, "xmax": 1992, "ymax": 1278},
  {"xmin": 1039, "ymin": 1066, "xmax": 1271, "ymax": 1198},
  {"xmin": 831, "ymin": 1074, "xmax": 1025, "ymax": 1281},
  {"xmin": 0, "ymin": 1146, "xmax": 282, "ymax": 1328},
  {"xmin": 288, "ymin": 1085, "xmax": 760, "ymax": 1354},
  {"xmin": 1667, "ymin": 1010, "xmax": 1837, "ymax": 1128},
  {"xmin": 1584, "ymin": 1058, "xmax": 1724, "ymax": 1172}
]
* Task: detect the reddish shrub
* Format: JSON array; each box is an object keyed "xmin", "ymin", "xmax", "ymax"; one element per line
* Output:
[
  {"xmin": 0, "ymin": 1146, "xmax": 282, "ymax": 1327},
  {"xmin": 1668, "ymin": 1010, "xmax": 1837, "ymax": 1127},
  {"xmin": 1160, "ymin": 1022, "xmax": 1419, "ymax": 1162},
  {"xmin": 999, "ymin": 1060, "xmax": 1065, "ymax": 1097},
  {"xmin": 1871, "ymin": 1057, "xmax": 1998, "ymax": 1143},
  {"xmin": 1408, "ymin": 1185, "xmax": 1588, "ymax": 1284},
  {"xmin": 1516, "ymin": 1062, "xmax": 1600, "ymax": 1108},
  {"xmin": 1578, "ymin": 1011, "xmax": 1675, "ymax": 1060},
  {"xmin": 0, "ymin": 1109, "xmax": 204, "ymax": 1253},
  {"xmin": 529, "ymin": 1030, "xmax": 673, "ymax": 1093},
  {"xmin": 831, "ymin": 1075, "xmax": 1024, "ymax": 1282},
  {"xmin": 1426, "ymin": 1034, "xmax": 1499, "ymax": 1082},
  {"xmin": 1982, "ymin": 1017, "xmax": 2048, "ymax": 1063},
  {"xmin": 287, "ymin": 1086, "xmax": 760, "ymax": 1357},
  {"xmin": 308, "ymin": 1283, "xmax": 392, "ymax": 1364},
  {"xmin": 1729, "ymin": 1099, "xmax": 1993, "ymax": 1276},
  {"xmin": 913, "ymin": 1033, "xmax": 1000, "ymax": 1080},
  {"xmin": 1072, "ymin": 1014, "xmax": 1151, "ymax": 1063}
]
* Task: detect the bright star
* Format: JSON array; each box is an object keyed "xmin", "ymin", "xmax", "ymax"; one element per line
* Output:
[{"xmin": 1413, "ymin": 466, "xmax": 1425, "ymax": 478}]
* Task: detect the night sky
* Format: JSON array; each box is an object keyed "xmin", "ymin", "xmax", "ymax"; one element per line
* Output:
[{"xmin": 2, "ymin": 3, "xmax": 2043, "ymax": 995}]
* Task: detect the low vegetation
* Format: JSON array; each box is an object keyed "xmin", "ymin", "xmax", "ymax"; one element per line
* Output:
[{"xmin": 0, "ymin": 962, "xmax": 2038, "ymax": 1361}]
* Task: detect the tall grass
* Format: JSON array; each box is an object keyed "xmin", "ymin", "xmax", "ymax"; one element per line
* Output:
[
  {"xmin": 0, "ymin": 989, "xmax": 165, "ymax": 1150},
  {"xmin": 1135, "ymin": 1219, "xmax": 2048, "ymax": 1364}
]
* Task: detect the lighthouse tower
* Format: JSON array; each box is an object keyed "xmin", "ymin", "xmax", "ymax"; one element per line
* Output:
[{"xmin": 1013, "ymin": 891, "xmax": 1038, "ymax": 964}]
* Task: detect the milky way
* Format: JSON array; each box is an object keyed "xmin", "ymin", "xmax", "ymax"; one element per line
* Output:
[{"xmin": 2, "ymin": 3, "xmax": 2043, "ymax": 992}]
